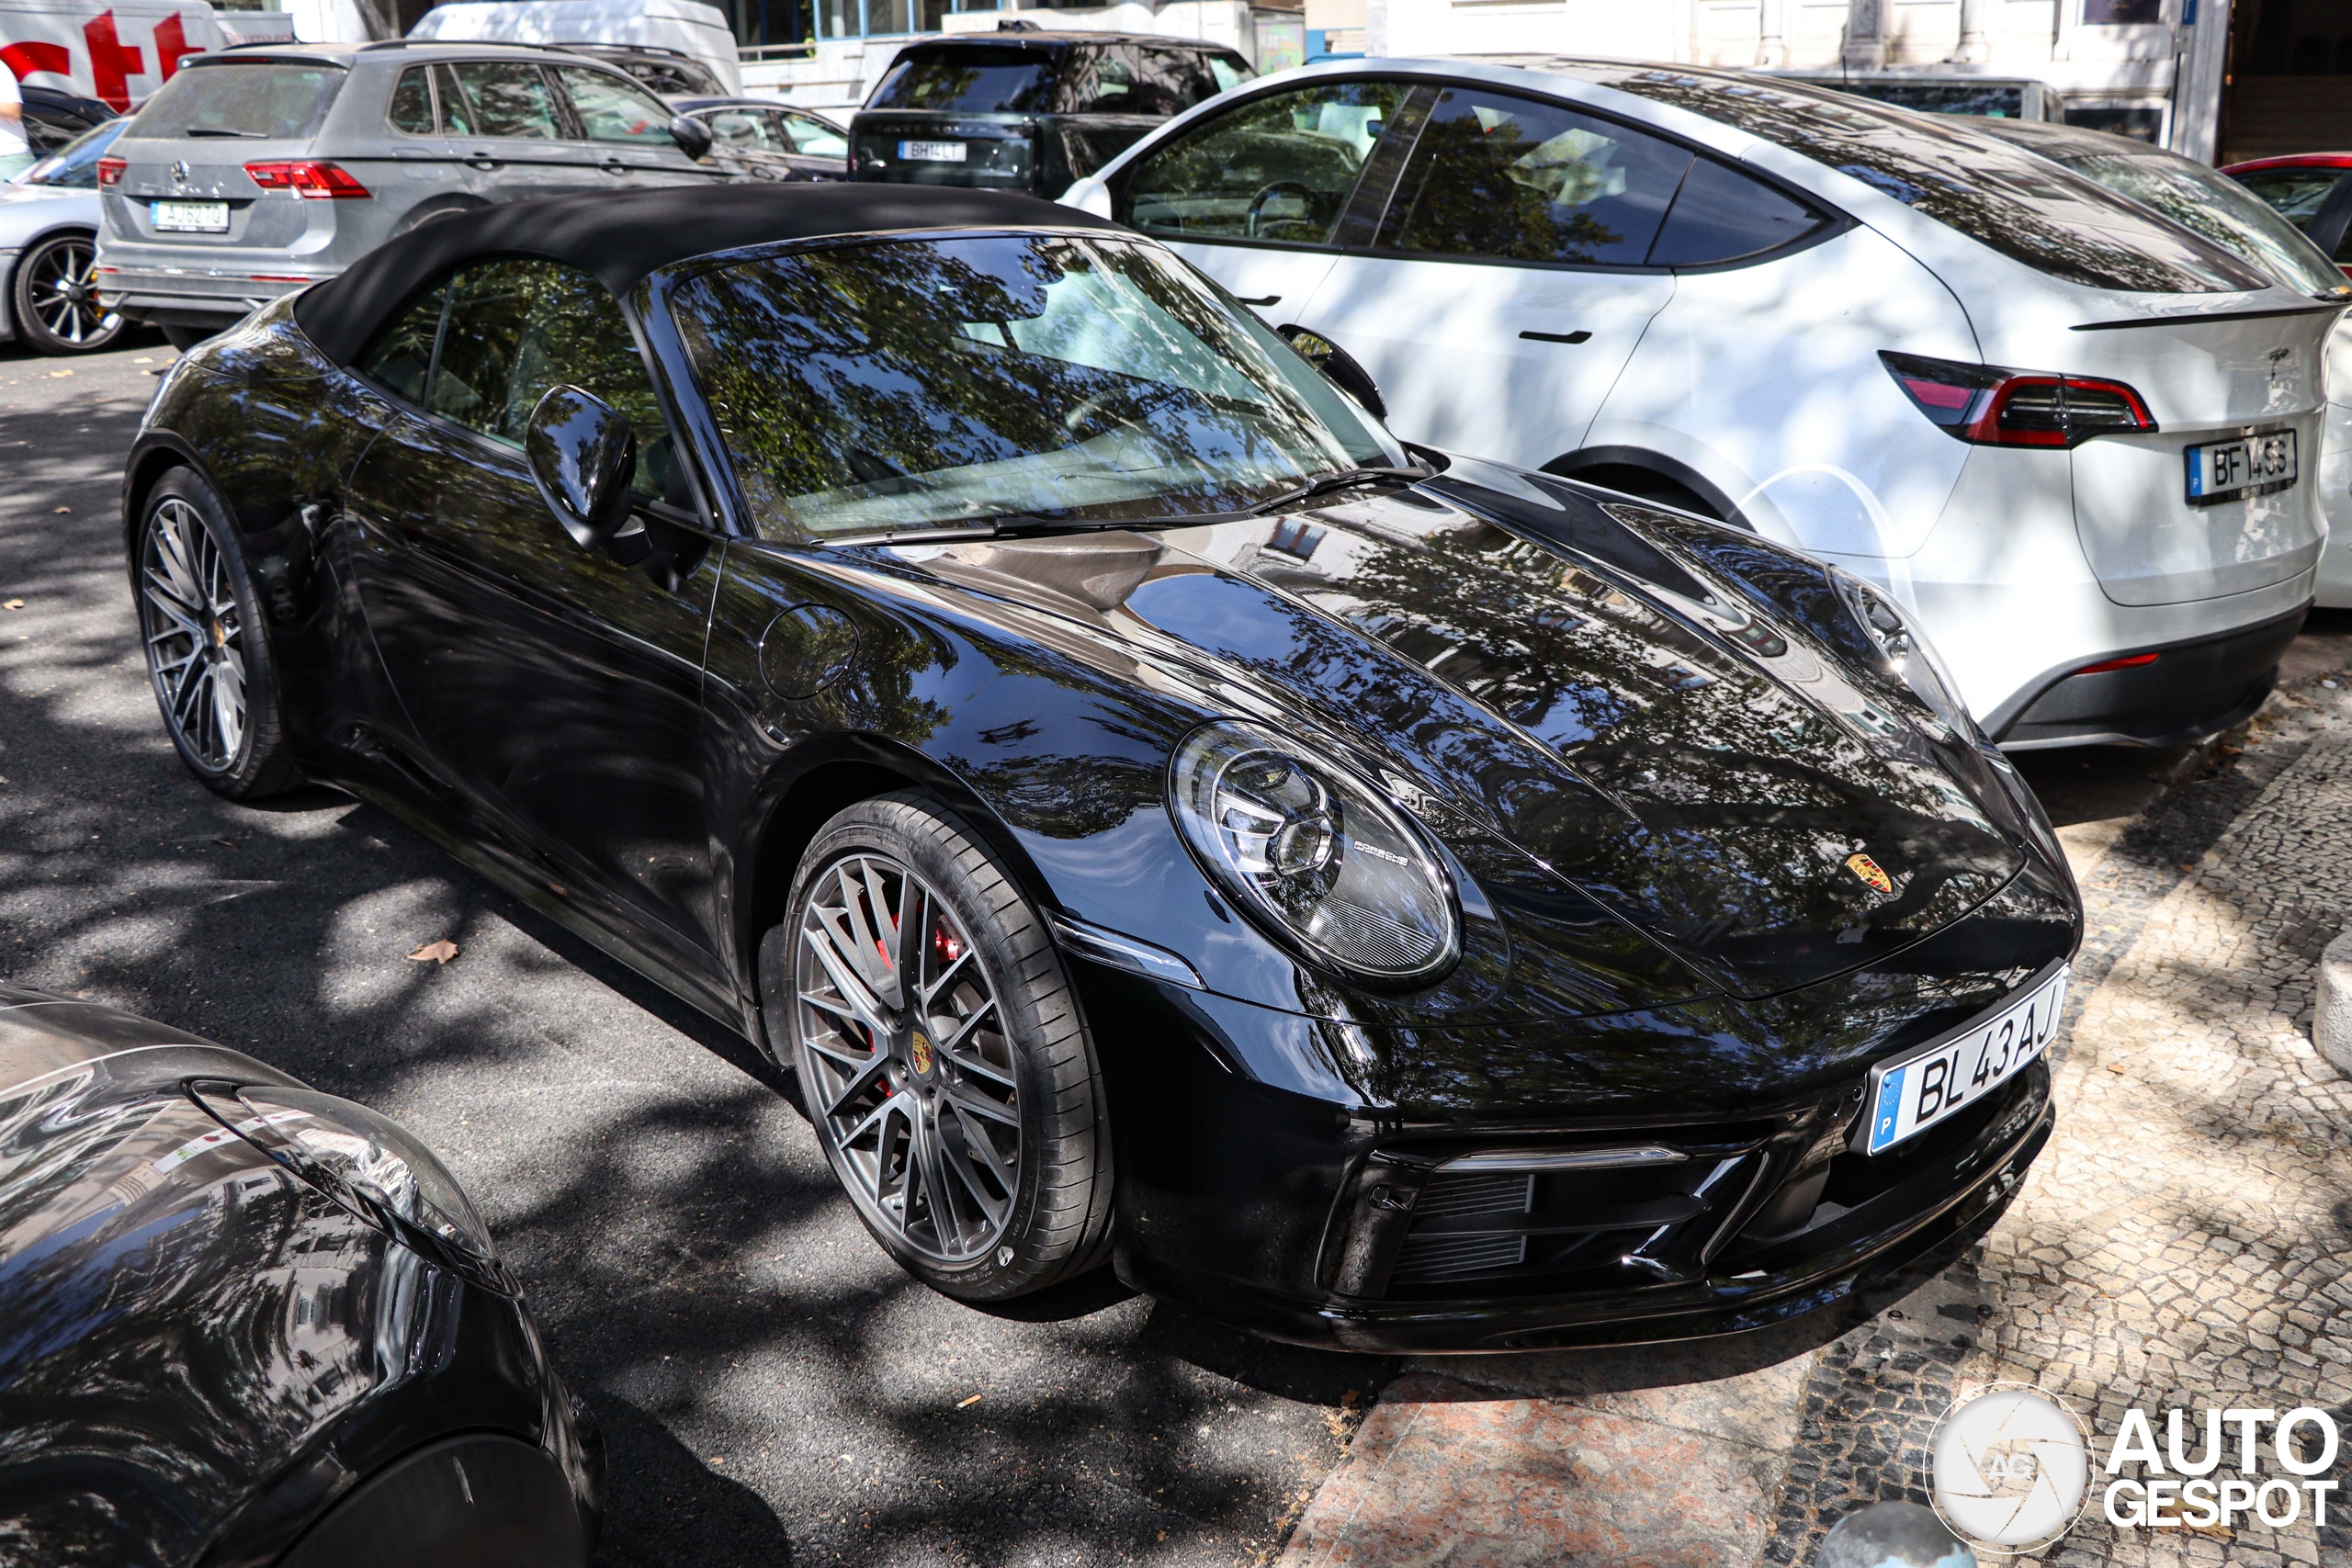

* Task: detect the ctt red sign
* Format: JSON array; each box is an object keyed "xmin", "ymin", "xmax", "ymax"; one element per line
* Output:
[{"xmin": 1, "ymin": 3, "xmax": 226, "ymax": 111}]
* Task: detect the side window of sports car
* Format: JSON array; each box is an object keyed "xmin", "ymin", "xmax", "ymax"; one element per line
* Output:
[
  {"xmin": 1645, "ymin": 155, "xmax": 1827, "ymax": 266},
  {"xmin": 356, "ymin": 284, "xmax": 447, "ymax": 405},
  {"xmin": 428, "ymin": 257, "xmax": 675, "ymax": 500},
  {"xmin": 1376, "ymin": 87, "xmax": 1695, "ymax": 266},
  {"xmin": 1116, "ymin": 79, "xmax": 1409, "ymax": 244}
]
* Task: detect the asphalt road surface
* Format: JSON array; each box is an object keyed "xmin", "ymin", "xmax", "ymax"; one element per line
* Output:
[{"xmin": 0, "ymin": 337, "xmax": 1377, "ymax": 1568}]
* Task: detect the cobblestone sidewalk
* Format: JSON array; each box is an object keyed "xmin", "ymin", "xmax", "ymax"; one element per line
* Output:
[{"xmin": 1276, "ymin": 682, "xmax": 2352, "ymax": 1568}]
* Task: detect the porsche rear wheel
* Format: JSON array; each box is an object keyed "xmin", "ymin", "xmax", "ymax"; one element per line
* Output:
[
  {"xmin": 771, "ymin": 793, "xmax": 1113, "ymax": 1300},
  {"xmin": 136, "ymin": 470, "xmax": 300, "ymax": 800}
]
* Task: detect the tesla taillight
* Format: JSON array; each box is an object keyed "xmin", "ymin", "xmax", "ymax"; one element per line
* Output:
[
  {"xmin": 243, "ymin": 161, "xmax": 372, "ymax": 199},
  {"xmin": 96, "ymin": 156, "xmax": 126, "ymax": 187},
  {"xmin": 1880, "ymin": 351, "xmax": 2157, "ymax": 448}
]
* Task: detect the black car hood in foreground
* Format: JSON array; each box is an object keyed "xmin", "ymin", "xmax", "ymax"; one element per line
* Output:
[{"xmin": 889, "ymin": 461, "xmax": 2052, "ymax": 1005}]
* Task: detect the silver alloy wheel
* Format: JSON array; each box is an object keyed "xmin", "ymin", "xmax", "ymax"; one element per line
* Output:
[
  {"xmin": 794, "ymin": 852, "xmax": 1021, "ymax": 1264},
  {"xmin": 139, "ymin": 498, "xmax": 247, "ymax": 771},
  {"xmin": 21, "ymin": 235, "xmax": 116, "ymax": 349}
]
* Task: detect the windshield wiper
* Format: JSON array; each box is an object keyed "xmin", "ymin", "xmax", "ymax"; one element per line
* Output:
[
  {"xmin": 184, "ymin": 127, "xmax": 269, "ymax": 139},
  {"xmin": 870, "ymin": 467, "xmax": 1434, "ymax": 545},
  {"xmin": 1243, "ymin": 465, "xmax": 1432, "ymax": 517}
]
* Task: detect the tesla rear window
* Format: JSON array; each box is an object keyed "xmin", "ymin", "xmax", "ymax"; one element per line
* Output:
[
  {"xmin": 867, "ymin": 49, "xmax": 1054, "ymax": 113},
  {"xmin": 130, "ymin": 62, "xmax": 344, "ymax": 141},
  {"xmin": 1596, "ymin": 68, "xmax": 2267, "ymax": 293}
]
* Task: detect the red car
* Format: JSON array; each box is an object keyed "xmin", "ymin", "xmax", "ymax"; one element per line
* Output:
[{"xmin": 2223, "ymin": 153, "xmax": 2352, "ymax": 276}]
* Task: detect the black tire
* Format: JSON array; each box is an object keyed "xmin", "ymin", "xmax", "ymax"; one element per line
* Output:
[
  {"xmin": 766, "ymin": 792, "xmax": 1113, "ymax": 1301},
  {"xmin": 10, "ymin": 231, "xmax": 123, "ymax": 355},
  {"xmin": 133, "ymin": 468, "xmax": 302, "ymax": 800}
]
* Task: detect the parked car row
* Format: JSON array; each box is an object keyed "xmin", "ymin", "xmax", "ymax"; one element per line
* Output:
[{"xmin": 10, "ymin": 35, "xmax": 2350, "ymax": 1565}]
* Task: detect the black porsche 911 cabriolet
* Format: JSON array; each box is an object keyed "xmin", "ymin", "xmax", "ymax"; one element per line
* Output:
[{"xmin": 123, "ymin": 184, "xmax": 2079, "ymax": 1351}]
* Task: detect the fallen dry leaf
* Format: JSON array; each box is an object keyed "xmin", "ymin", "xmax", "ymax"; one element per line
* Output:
[
  {"xmin": 2108, "ymin": 1062, "xmax": 2128, "ymax": 1074},
  {"xmin": 2, "ymin": 600, "xmax": 21, "ymax": 611},
  {"xmin": 47, "ymin": 369, "xmax": 72, "ymax": 378},
  {"xmin": 52, "ymin": 507, "xmax": 70, "ymax": 515},
  {"xmin": 405, "ymin": 939, "xmax": 459, "ymax": 965}
]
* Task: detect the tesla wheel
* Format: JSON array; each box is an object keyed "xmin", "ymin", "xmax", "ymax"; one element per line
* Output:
[
  {"xmin": 10, "ymin": 231, "xmax": 122, "ymax": 355},
  {"xmin": 135, "ymin": 470, "xmax": 300, "ymax": 800},
  {"xmin": 775, "ymin": 793, "xmax": 1113, "ymax": 1301}
]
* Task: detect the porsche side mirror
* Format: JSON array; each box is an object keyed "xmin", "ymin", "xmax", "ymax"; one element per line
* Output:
[
  {"xmin": 525, "ymin": 385, "xmax": 637, "ymax": 550},
  {"xmin": 1276, "ymin": 325, "xmax": 1386, "ymax": 421},
  {"xmin": 669, "ymin": 114, "xmax": 715, "ymax": 160}
]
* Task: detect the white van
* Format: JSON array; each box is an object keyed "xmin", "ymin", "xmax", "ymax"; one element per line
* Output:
[
  {"xmin": 406, "ymin": 0, "xmax": 739, "ymax": 94},
  {"xmin": 0, "ymin": 0, "xmax": 226, "ymax": 110}
]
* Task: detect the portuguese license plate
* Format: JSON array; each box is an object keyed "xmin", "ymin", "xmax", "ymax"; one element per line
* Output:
[
  {"xmin": 899, "ymin": 140, "xmax": 967, "ymax": 162},
  {"xmin": 2186, "ymin": 430, "xmax": 2297, "ymax": 505},
  {"xmin": 151, "ymin": 199, "xmax": 229, "ymax": 233},
  {"xmin": 1860, "ymin": 967, "xmax": 2068, "ymax": 1155}
]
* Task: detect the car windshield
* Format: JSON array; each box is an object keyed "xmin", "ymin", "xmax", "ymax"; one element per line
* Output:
[
  {"xmin": 129, "ymin": 62, "xmax": 345, "ymax": 141},
  {"xmin": 17, "ymin": 119, "xmax": 124, "ymax": 186},
  {"xmin": 669, "ymin": 232, "xmax": 1401, "ymax": 541},
  {"xmin": 1582, "ymin": 65, "xmax": 2268, "ymax": 294},
  {"xmin": 867, "ymin": 48, "xmax": 1054, "ymax": 113},
  {"xmin": 1992, "ymin": 135, "xmax": 2350, "ymax": 298}
]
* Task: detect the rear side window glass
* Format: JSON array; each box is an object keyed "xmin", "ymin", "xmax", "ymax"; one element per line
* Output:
[
  {"xmin": 130, "ymin": 63, "xmax": 344, "ymax": 141},
  {"xmin": 867, "ymin": 48, "xmax": 1055, "ymax": 113},
  {"xmin": 1599, "ymin": 71, "xmax": 2266, "ymax": 293},
  {"xmin": 554, "ymin": 66, "xmax": 673, "ymax": 145},
  {"xmin": 426, "ymin": 259, "xmax": 672, "ymax": 499},
  {"xmin": 389, "ymin": 66, "xmax": 435, "ymax": 135},
  {"xmin": 706, "ymin": 108, "xmax": 785, "ymax": 152},
  {"xmin": 1379, "ymin": 87, "xmax": 1693, "ymax": 267},
  {"xmin": 1647, "ymin": 156, "xmax": 1826, "ymax": 265},
  {"xmin": 1119, "ymin": 79, "xmax": 1408, "ymax": 244},
  {"xmin": 443, "ymin": 62, "xmax": 560, "ymax": 141},
  {"xmin": 2232, "ymin": 168, "xmax": 2347, "ymax": 228},
  {"xmin": 357, "ymin": 284, "xmax": 447, "ymax": 405},
  {"xmin": 778, "ymin": 111, "xmax": 848, "ymax": 157}
]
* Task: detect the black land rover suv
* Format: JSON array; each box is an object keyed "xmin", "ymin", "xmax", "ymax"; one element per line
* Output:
[{"xmin": 851, "ymin": 27, "xmax": 1250, "ymax": 197}]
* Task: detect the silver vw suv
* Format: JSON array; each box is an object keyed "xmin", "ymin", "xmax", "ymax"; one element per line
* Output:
[{"xmin": 96, "ymin": 40, "xmax": 721, "ymax": 345}]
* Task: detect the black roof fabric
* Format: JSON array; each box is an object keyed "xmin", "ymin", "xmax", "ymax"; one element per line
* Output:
[{"xmin": 292, "ymin": 183, "xmax": 1123, "ymax": 366}]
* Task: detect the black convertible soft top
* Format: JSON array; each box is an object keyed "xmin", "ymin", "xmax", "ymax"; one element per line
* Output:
[{"xmin": 292, "ymin": 183, "xmax": 1124, "ymax": 366}]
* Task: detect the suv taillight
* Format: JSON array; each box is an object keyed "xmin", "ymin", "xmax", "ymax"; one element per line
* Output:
[
  {"xmin": 96, "ymin": 156, "xmax": 126, "ymax": 188},
  {"xmin": 1880, "ymin": 351, "xmax": 2157, "ymax": 448},
  {"xmin": 243, "ymin": 161, "xmax": 372, "ymax": 199}
]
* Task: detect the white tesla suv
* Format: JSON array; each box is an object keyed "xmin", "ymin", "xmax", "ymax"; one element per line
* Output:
[{"xmin": 1062, "ymin": 58, "xmax": 2340, "ymax": 749}]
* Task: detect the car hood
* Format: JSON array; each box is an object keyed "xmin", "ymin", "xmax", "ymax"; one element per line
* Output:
[{"xmin": 896, "ymin": 472, "xmax": 2036, "ymax": 1001}]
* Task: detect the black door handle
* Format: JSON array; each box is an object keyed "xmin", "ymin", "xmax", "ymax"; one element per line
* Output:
[{"xmin": 1520, "ymin": 330, "xmax": 1593, "ymax": 344}]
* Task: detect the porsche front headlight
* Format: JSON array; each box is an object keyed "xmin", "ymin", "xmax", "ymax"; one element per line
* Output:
[
  {"xmin": 1830, "ymin": 569, "xmax": 1976, "ymax": 743},
  {"xmin": 1170, "ymin": 721, "xmax": 1459, "ymax": 985}
]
